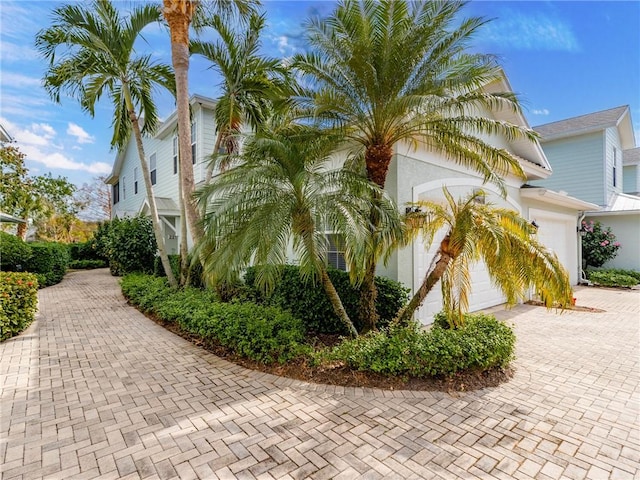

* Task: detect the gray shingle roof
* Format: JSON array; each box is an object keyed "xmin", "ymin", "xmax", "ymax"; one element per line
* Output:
[
  {"xmin": 533, "ymin": 105, "xmax": 629, "ymax": 141},
  {"xmin": 623, "ymin": 147, "xmax": 640, "ymax": 166}
]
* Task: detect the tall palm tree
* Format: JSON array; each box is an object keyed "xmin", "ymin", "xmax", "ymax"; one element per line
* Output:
[
  {"xmin": 161, "ymin": 0, "xmax": 257, "ymax": 247},
  {"xmin": 395, "ymin": 188, "xmax": 573, "ymax": 328},
  {"xmin": 294, "ymin": 0, "xmax": 538, "ymax": 331},
  {"xmin": 190, "ymin": 11, "xmax": 290, "ymax": 180},
  {"xmin": 195, "ymin": 121, "xmax": 400, "ymax": 337},
  {"xmin": 36, "ymin": 0, "xmax": 179, "ymax": 287}
]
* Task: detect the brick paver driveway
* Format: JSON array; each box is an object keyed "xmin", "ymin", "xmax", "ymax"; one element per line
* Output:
[{"xmin": 1, "ymin": 269, "xmax": 638, "ymax": 480}]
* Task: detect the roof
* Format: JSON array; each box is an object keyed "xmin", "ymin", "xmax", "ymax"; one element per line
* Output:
[
  {"xmin": 587, "ymin": 192, "xmax": 640, "ymax": 215},
  {"xmin": 0, "ymin": 123, "xmax": 13, "ymax": 143},
  {"xmin": 138, "ymin": 197, "xmax": 179, "ymax": 216},
  {"xmin": 623, "ymin": 147, "xmax": 640, "ymax": 166},
  {"xmin": 534, "ymin": 105, "xmax": 635, "ymax": 149},
  {"xmin": 520, "ymin": 186, "xmax": 600, "ymax": 211}
]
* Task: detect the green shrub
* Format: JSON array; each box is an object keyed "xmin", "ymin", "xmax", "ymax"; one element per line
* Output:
[
  {"xmin": 24, "ymin": 242, "xmax": 70, "ymax": 287},
  {"xmin": 324, "ymin": 313, "xmax": 515, "ymax": 377},
  {"xmin": 121, "ymin": 274, "xmax": 305, "ymax": 363},
  {"xmin": 0, "ymin": 272, "xmax": 39, "ymax": 341},
  {"xmin": 69, "ymin": 259, "xmax": 107, "ymax": 269},
  {"xmin": 0, "ymin": 232, "xmax": 31, "ymax": 270},
  {"xmin": 588, "ymin": 270, "xmax": 639, "ymax": 287},
  {"xmin": 68, "ymin": 239, "xmax": 104, "ymax": 262},
  {"xmin": 153, "ymin": 254, "xmax": 181, "ymax": 281},
  {"xmin": 104, "ymin": 216, "xmax": 156, "ymax": 275},
  {"xmin": 581, "ymin": 221, "xmax": 621, "ymax": 268},
  {"xmin": 244, "ymin": 265, "xmax": 409, "ymax": 335}
]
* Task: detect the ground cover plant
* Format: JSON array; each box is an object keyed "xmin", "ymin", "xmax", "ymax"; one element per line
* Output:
[
  {"xmin": 587, "ymin": 269, "xmax": 640, "ymax": 287},
  {"xmin": 121, "ymin": 273, "xmax": 515, "ymax": 390}
]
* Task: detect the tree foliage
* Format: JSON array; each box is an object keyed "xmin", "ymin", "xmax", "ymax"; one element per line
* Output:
[{"xmin": 581, "ymin": 220, "xmax": 621, "ymax": 268}]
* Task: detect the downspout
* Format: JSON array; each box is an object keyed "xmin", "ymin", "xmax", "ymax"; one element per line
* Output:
[{"xmin": 577, "ymin": 212, "xmax": 589, "ymax": 284}]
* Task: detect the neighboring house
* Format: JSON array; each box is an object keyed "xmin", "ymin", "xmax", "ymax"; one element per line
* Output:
[
  {"xmin": 532, "ymin": 106, "xmax": 640, "ymax": 271},
  {"xmin": 108, "ymin": 75, "xmax": 596, "ymax": 324}
]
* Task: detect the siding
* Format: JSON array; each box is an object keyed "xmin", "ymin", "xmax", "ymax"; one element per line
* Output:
[
  {"xmin": 623, "ymin": 164, "xmax": 639, "ymax": 194},
  {"xmin": 532, "ymin": 132, "xmax": 605, "ymax": 206}
]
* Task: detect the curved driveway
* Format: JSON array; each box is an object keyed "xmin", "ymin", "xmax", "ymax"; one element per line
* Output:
[{"xmin": 1, "ymin": 269, "xmax": 638, "ymax": 479}]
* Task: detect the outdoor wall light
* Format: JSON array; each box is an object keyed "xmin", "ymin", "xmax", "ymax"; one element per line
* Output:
[
  {"xmin": 530, "ymin": 220, "xmax": 539, "ymax": 230},
  {"xmin": 577, "ymin": 224, "xmax": 588, "ymax": 236},
  {"xmin": 405, "ymin": 206, "xmax": 421, "ymax": 214}
]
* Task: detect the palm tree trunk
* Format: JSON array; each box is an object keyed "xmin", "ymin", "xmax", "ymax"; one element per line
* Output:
[
  {"xmin": 394, "ymin": 237, "xmax": 453, "ymax": 326},
  {"xmin": 123, "ymin": 85, "xmax": 178, "ymax": 289},
  {"xmin": 321, "ymin": 268, "xmax": 359, "ymax": 338},
  {"xmin": 357, "ymin": 143, "xmax": 395, "ymax": 331},
  {"xmin": 301, "ymin": 226, "xmax": 358, "ymax": 337},
  {"xmin": 178, "ymin": 162, "xmax": 189, "ymax": 286},
  {"xmin": 17, "ymin": 222, "xmax": 27, "ymax": 240},
  {"xmin": 163, "ymin": 0, "xmax": 204, "ymax": 245}
]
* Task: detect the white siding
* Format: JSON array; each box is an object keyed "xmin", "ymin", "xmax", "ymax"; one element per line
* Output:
[{"xmin": 623, "ymin": 164, "xmax": 639, "ymax": 194}]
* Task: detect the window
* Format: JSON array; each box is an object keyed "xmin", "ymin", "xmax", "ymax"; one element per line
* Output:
[
  {"xmin": 327, "ymin": 234, "xmax": 347, "ymax": 271},
  {"xmin": 191, "ymin": 122, "xmax": 197, "ymax": 164},
  {"xmin": 613, "ymin": 147, "xmax": 618, "ymax": 187},
  {"xmin": 173, "ymin": 136, "xmax": 178, "ymax": 175},
  {"xmin": 122, "ymin": 176, "xmax": 126, "ymax": 200},
  {"xmin": 134, "ymin": 167, "xmax": 138, "ymax": 194},
  {"xmin": 150, "ymin": 153, "xmax": 157, "ymax": 185},
  {"xmin": 112, "ymin": 182, "xmax": 119, "ymax": 205}
]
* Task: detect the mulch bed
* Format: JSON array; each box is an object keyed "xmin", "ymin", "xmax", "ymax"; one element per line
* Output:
[
  {"xmin": 524, "ymin": 300, "xmax": 605, "ymax": 313},
  {"xmin": 140, "ymin": 307, "xmax": 513, "ymax": 393}
]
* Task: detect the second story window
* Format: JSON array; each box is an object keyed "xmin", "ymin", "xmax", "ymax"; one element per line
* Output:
[
  {"xmin": 150, "ymin": 153, "xmax": 157, "ymax": 185},
  {"xmin": 191, "ymin": 122, "xmax": 197, "ymax": 164},
  {"xmin": 613, "ymin": 147, "xmax": 618, "ymax": 187},
  {"xmin": 112, "ymin": 182, "xmax": 119, "ymax": 205},
  {"xmin": 122, "ymin": 176, "xmax": 126, "ymax": 200},
  {"xmin": 134, "ymin": 167, "xmax": 138, "ymax": 194},
  {"xmin": 173, "ymin": 136, "xmax": 178, "ymax": 175}
]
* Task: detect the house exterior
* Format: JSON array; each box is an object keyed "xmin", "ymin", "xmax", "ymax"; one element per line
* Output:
[
  {"xmin": 107, "ymin": 76, "xmax": 597, "ymax": 324},
  {"xmin": 0, "ymin": 123, "xmax": 12, "ymax": 143},
  {"xmin": 532, "ymin": 106, "xmax": 640, "ymax": 271}
]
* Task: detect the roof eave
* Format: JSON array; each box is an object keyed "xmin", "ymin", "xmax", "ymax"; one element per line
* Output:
[{"xmin": 521, "ymin": 187, "xmax": 601, "ymax": 211}]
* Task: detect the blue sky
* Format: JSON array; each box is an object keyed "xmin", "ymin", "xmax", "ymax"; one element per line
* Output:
[{"xmin": 1, "ymin": 0, "xmax": 639, "ymax": 188}]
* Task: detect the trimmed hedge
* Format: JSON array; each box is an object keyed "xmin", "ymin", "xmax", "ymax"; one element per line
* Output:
[
  {"xmin": 69, "ymin": 259, "xmax": 107, "ymax": 270},
  {"xmin": 68, "ymin": 240, "xmax": 105, "ymax": 262},
  {"xmin": 323, "ymin": 313, "xmax": 516, "ymax": 377},
  {"xmin": 0, "ymin": 232, "xmax": 31, "ymax": 270},
  {"xmin": 121, "ymin": 274, "xmax": 305, "ymax": 364},
  {"xmin": 100, "ymin": 217, "xmax": 156, "ymax": 276},
  {"xmin": 0, "ymin": 272, "xmax": 39, "ymax": 341},
  {"xmin": 588, "ymin": 270, "xmax": 639, "ymax": 287},
  {"xmin": 24, "ymin": 242, "xmax": 70, "ymax": 287},
  {"xmin": 244, "ymin": 265, "xmax": 409, "ymax": 335}
]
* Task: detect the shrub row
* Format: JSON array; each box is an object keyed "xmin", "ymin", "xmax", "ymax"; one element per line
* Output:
[
  {"xmin": 69, "ymin": 259, "xmax": 108, "ymax": 270},
  {"xmin": 244, "ymin": 265, "xmax": 409, "ymax": 335},
  {"xmin": 0, "ymin": 232, "xmax": 69, "ymax": 287},
  {"xmin": 323, "ymin": 313, "xmax": 516, "ymax": 377},
  {"xmin": 68, "ymin": 240, "xmax": 106, "ymax": 262},
  {"xmin": 121, "ymin": 274, "xmax": 305, "ymax": 364},
  {"xmin": 94, "ymin": 217, "xmax": 156, "ymax": 276},
  {"xmin": 0, "ymin": 272, "xmax": 39, "ymax": 341},
  {"xmin": 587, "ymin": 269, "xmax": 639, "ymax": 287}
]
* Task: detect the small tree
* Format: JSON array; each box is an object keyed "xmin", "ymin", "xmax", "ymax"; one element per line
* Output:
[{"xmin": 581, "ymin": 220, "xmax": 621, "ymax": 268}]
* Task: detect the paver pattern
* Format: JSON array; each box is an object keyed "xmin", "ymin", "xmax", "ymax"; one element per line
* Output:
[{"xmin": 1, "ymin": 269, "xmax": 638, "ymax": 480}]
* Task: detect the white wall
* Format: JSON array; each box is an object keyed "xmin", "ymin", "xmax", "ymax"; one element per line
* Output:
[{"xmin": 585, "ymin": 213, "xmax": 640, "ymax": 271}]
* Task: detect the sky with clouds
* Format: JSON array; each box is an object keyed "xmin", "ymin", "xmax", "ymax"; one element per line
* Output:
[{"xmin": 0, "ymin": 0, "xmax": 638, "ymax": 188}]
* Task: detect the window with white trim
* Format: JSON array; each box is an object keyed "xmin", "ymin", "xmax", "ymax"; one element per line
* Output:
[
  {"xmin": 613, "ymin": 147, "xmax": 618, "ymax": 187},
  {"xmin": 173, "ymin": 136, "xmax": 178, "ymax": 175},
  {"xmin": 134, "ymin": 167, "xmax": 138, "ymax": 194},
  {"xmin": 112, "ymin": 182, "xmax": 119, "ymax": 205},
  {"xmin": 122, "ymin": 176, "xmax": 126, "ymax": 200},
  {"xmin": 150, "ymin": 153, "xmax": 157, "ymax": 185},
  {"xmin": 326, "ymin": 233, "xmax": 347, "ymax": 271},
  {"xmin": 191, "ymin": 122, "xmax": 197, "ymax": 164}
]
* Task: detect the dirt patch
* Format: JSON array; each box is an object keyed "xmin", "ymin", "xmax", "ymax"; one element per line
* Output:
[
  {"xmin": 524, "ymin": 300, "xmax": 605, "ymax": 313},
  {"xmin": 142, "ymin": 310, "xmax": 513, "ymax": 393}
]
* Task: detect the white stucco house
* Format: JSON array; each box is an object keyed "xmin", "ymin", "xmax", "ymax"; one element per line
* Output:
[
  {"xmin": 532, "ymin": 106, "xmax": 640, "ymax": 271},
  {"xmin": 107, "ymin": 75, "xmax": 598, "ymax": 323}
]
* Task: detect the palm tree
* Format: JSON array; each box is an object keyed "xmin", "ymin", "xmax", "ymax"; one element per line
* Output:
[
  {"xmin": 190, "ymin": 11, "xmax": 290, "ymax": 180},
  {"xmin": 294, "ymin": 0, "xmax": 538, "ymax": 331},
  {"xmin": 195, "ymin": 121, "xmax": 400, "ymax": 337},
  {"xmin": 395, "ymin": 188, "xmax": 573, "ymax": 328},
  {"xmin": 161, "ymin": 0, "xmax": 257, "ymax": 247},
  {"xmin": 36, "ymin": 0, "xmax": 178, "ymax": 287}
]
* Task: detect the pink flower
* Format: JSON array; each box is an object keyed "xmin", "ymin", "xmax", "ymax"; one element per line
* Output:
[
  {"xmin": 600, "ymin": 241, "xmax": 609, "ymax": 246},
  {"xmin": 614, "ymin": 242, "xmax": 621, "ymax": 247}
]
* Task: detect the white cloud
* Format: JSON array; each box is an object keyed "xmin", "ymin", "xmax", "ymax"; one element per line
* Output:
[
  {"xmin": 67, "ymin": 122, "xmax": 95, "ymax": 144},
  {"xmin": 21, "ymin": 144, "xmax": 111, "ymax": 174},
  {"xmin": 480, "ymin": 11, "xmax": 579, "ymax": 52},
  {"xmin": 0, "ymin": 116, "xmax": 55, "ymax": 146},
  {"xmin": 0, "ymin": 40, "xmax": 39, "ymax": 62},
  {"xmin": 0, "ymin": 71, "xmax": 42, "ymax": 88},
  {"xmin": 532, "ymin": 108, "xmax": 550, "ymax": 115}
]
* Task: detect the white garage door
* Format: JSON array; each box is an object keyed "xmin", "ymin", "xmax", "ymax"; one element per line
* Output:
[{"xmin": 529, "ymin": 209, "xmax": 577, "ymax": 285}]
